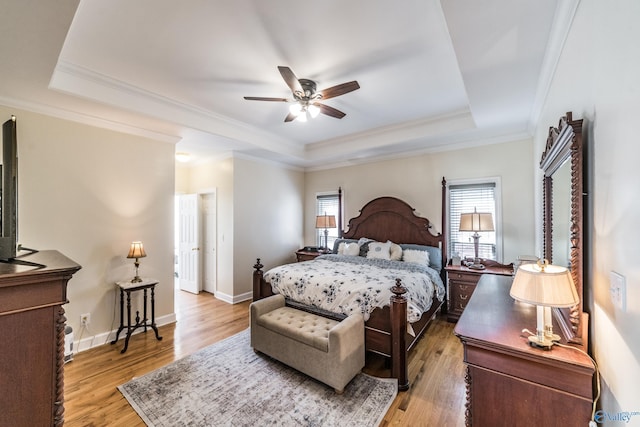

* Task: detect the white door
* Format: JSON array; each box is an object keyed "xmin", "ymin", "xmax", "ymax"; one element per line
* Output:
[
  {"xmin": 178, "ymin": 194, "xmax": 201, "ymax": 294},
  {"xmin": 202, "ymin": 192, "xmax": 217, "ymax": 294}
]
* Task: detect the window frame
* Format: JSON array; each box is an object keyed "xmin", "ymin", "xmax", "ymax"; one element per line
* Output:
[
  {"xmin": 446, "ymin": 177, "xmax": 503, "ymax": 263},
  {"xmin": 315, "ymin": 191, "xmax": 341, "ymax": 250}
]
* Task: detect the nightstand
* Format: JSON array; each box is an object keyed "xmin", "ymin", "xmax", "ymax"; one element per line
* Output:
[
  {"xmin": 445, "ymin": 259, "xmax": 513, "ymax": 322},
  {"xmin": 295, "ymin": 249, "xmax": 330, "ymax": 262}
]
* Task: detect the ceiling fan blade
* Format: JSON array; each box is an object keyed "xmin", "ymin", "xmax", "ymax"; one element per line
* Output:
[
  {"xmin": 319, "ymin": 81, "xmax": 360, "ymax": 100},
  {"xmin": 284, "ymin": 112, "xmax": 297, "ymax": 122},
  {"xmin": 278, "ymin": 66, "xmax": 303, "ymax": 95},
  {"xmin": 243, "ymin": 96, "xmax": 289, "ymax": 102},
  {"xmin": 315, "ymin": 103, "xmax": 346, "ymax": 119}
]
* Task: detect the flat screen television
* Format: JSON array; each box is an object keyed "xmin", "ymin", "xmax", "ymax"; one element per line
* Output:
[{"xmin": 0, "ymin": 116, "xmax": 18, "ymax": 260}]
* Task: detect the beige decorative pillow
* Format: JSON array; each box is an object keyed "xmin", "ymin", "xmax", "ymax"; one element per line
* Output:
[
  {"xmin": 366, "ymin": 241, "xmax": 392, "ymax": 260},
  {"xmin": 403, "ymin": 249, "xmax": 430, "ymax": 265},
  {"xmin": 389, "ymin": 241, "xmax": 403, "ymax": 261}
]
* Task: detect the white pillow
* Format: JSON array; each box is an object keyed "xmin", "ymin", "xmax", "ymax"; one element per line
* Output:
[
  {"xmin": 337, "ymin": 242, "xmax": 347, "ymax": 255},
  {"xmin": 367, "ymin": 241, "xmax": 391, "ymax": 260},
  {"xmin": 343, "ymin": 242, "xmax": 360, "ymax": 256},
  {"xmin": 389, "ymin": 241, "xmax": 403, "ymax": 261},
  {"xmin": 403, "ymin": 249, "xmax": 430, "ymax": 265}
]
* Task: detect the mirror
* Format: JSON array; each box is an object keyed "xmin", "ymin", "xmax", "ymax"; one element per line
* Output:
[{"xmin": 540, "ymin": 112, "xmax": 585, "ymax": 345}]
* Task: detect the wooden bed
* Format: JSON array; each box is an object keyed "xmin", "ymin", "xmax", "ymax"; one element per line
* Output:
[{"xmin": 252, "ymin": 179, "xmax": 447, "ymax": 390}]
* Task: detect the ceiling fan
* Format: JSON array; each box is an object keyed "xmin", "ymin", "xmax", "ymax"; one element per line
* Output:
[{"xmin": 244, "ymin": 66, "xmax": 360, "ymax": 122}]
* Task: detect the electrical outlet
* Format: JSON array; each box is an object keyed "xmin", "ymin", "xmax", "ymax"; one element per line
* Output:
[
  {"xmin": 80, "ymin": 313, "xmax": 91, "ymax": 326},
  {"xmin": 610, "ymin": 271, "xmax": 626, "ymax": 311}
]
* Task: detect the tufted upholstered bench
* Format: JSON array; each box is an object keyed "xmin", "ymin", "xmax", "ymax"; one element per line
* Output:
[{"xmin": 250, "ymin": 294, "xmax": 365, "ymax": 393}]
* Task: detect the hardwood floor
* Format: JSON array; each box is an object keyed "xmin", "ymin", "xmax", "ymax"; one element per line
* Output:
[{"xmin": 64, "ymin": 290, "xmax": 466, "ymax": 426}]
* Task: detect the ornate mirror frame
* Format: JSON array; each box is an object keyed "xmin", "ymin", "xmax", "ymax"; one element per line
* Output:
[{"xmin": 540, "ymin": 112, "xmax": 584, "ymax": 344}]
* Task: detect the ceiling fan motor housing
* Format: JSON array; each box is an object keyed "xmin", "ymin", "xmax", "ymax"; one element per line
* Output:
[{"xmin": 297, "ymin": 79, "xmax": 318, "ymax": 100}]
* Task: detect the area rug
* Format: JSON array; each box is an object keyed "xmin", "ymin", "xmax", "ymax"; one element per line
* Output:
[{"xmin": 118, "ymin": 329, "xmax": 397, "ymax": 426}]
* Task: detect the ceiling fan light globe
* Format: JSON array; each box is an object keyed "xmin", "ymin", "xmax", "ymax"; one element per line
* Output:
[
  {"xmin": 296, "ymin": 112, "xmax": 308, "ymax": 122},
  {"xmin": 308, "ymin": 104, "xmax": 320, "ymax": 118},
  {"xmin": 289, "ymin": 104, "xmax": 302, "ymax": 116}
]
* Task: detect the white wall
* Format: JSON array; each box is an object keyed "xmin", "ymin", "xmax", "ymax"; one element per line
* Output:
[
  {"xmin": 306, "ymin": 138, "xmax": 536, "ymax": 264},
  {"xmin": 3, "ymin": 106, "xmax": 175, "ymax": 351},
  {"xmin": 534, "ymin": 0, "xmax": 640, "ymax": 421}
]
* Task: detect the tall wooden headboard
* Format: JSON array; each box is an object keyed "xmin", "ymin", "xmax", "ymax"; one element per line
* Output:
[{"xmin": 340, "ymin": 178, "xmax": 447, "ymax": 276}]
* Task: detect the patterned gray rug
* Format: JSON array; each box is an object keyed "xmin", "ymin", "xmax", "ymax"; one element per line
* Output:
[{"xmin": 118, "ymin": 329, "xmax": 397, "ymax": 426}]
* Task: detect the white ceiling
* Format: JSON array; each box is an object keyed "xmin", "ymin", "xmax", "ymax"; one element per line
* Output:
[{"xmin": 0, "ymin": 0, "xmax": 576, "ymax": 169}]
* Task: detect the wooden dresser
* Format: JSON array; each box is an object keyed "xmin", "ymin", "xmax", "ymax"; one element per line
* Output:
[
  {"xmin": 0, "ymin": 250, "xmax": 81, "ymax": 427},
  {"xmin": 445, "ymin": 260, "xmax": 513, "ymax": 321},
  {"xmin": 454, "ymin": 275, "xmax": 594, "ymax": 427}
]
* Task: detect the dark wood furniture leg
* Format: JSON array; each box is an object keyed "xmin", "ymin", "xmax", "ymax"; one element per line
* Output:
[
  {"xmin": 122, "ymin": 289, "xmax": 133, "ymax": 353},
  {"xmin": 150, "ymin": 286, "xmax": 162, "ymax": 340},
  {"xmin": 110, "ymin": 287, "xmax": 125, "ymax": 344}
]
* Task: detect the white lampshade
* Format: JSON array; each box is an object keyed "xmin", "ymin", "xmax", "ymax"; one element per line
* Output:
[
  {"xmin": 459, "ymin": 210, "xmax": 494, "ymax": 232},
  {"xmin": 510, "ymin": 262, "xmax": 578, "ymax": 307}
]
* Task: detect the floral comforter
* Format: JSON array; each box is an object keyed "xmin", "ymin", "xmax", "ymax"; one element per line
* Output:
[{"xmin": 264, "ymin": 254, "xmax": 445, "ymax": 323}]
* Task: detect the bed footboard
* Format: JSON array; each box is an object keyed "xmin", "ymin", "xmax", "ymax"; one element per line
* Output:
[{"xmin": 252, "ymin": 258, "xmax": 410, "ymax": 390}]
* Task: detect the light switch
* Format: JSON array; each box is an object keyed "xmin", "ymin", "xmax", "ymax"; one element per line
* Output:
[{"xmin": 610, "ymin": 271, "xmax": 626, "ymax": 311}]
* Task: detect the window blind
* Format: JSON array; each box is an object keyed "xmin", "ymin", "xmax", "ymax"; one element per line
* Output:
[
  {"xmin": 316, "ymin": 193, "xmax": 340, "ymax": 249},
  {"xmin": 449, "ymin": 182, "xmax": 497, "ymax": 260}
]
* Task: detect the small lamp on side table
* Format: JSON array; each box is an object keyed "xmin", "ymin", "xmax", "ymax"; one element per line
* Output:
[
  {"xmin": 127, "ymin": 241, "xmax": 147, "ymax": 283},
  {"xmin": 315, "ymin": 213, "xmax": 336, "ymax": 251},
  {"xmin": 459, "ymin": 208, "xmax": 494, "ymax": 269},
  {"xmin": 510, "ymin": 259, "xmax": 579, "ymax": 349}
]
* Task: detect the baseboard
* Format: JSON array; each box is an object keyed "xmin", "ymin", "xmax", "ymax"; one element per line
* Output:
[
  {"xmin": 214, "ymin": 290, "xmax": 253, "ymax": 304},
  {"xmin": 72, "ymin": 312, "xmax": 177, "ymax": 354}
]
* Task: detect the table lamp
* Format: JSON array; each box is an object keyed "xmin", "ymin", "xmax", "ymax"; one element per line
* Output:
[
  {"xmin": 315, "ymin": 213, "xmax": 336, "ymax": 251},
  {"xmin": 510, "ymin": 259, "xmax": 579, "ymax": 349},
  {"xmin": 459, "ymin": 208, "xmax": 494, "ymax": 269},
  {"xmin": 127, "ymin": 241, "xmax": 147, "ymax": 283}
]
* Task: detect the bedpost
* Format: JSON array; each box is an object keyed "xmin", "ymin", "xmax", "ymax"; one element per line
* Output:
[
  {"xmin": 441, "ymin": 177, "xmax": 448, "ymax": 315},
  {"xmin": 441, "ymin": 177, "xmax": 447, "ymax": 271},
  {"xmin": 253, "ymin": 258, "xmax": 264, "ymax": 301},
  {"xmin": 390, "ymin": 278, "xmax": 409, "ymax": 391},
  {"xmin": 338, "ymin": 187, "xmax": 343, "ymax": 238}
]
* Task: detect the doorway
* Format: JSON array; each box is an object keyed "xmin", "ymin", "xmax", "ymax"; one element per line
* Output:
[{"xmin": 175, "ymin": 191, "xmax": 217, "ymax": 295}]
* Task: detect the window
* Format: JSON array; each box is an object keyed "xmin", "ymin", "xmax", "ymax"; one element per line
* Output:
[
  {"xmin": 316, "ymin": 192, "xmax": 340, "ymax": 249},
  {"xmin": 448, "ymin": 179, "xmax": 501, "ymax": 261}
]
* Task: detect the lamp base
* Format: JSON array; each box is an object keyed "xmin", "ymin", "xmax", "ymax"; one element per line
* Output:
[{"xmin": 528, "ymin": 335, "xmax": 554, "ymax": 350}]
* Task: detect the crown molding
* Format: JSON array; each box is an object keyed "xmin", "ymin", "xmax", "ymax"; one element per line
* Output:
[
  {"xmin": 0, "ymin": 95, "xmax": 180, "ymax": 144},
  {"xmin": 50, "ymin": 61, "xmax": 305, "ymax": 160},
  {"xmin": 527, "ymin": 0, "xmax": 581, "ymax": 134}
]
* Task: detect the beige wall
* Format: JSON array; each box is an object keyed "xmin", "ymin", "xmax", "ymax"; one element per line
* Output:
[
  {"xmin": 186, "ymin": 156, "xmax": 234, "ymax": 298},
  {"xmin": 3, "ymin": 105, "xmax": 175, "ymax": 351},
  {"xmin": 183, "ymin": 155, "xmax": 304, "ymax": 301},
  {"xmin": 305, "ymin": 138, "xmax": 536, "ymax": 264},
  {"xmin": 533, "ymin": 0, "xmax": 640, "ymax": 418},
  {"xmin": 233, "ymin": 156, "xmax": 304, "ymax": 295}
]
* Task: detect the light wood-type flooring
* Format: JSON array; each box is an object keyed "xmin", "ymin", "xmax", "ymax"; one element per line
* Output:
[{"xmin": 64, "ymin": 289, "xmax": 466, "ymax": 426}]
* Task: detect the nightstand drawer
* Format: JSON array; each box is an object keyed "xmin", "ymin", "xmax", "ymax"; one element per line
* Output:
[
  {"xmin": 450, "ymin": 282, "xmax": 476, "ymax": 314},
  {"xmin": 448, "ymin": 271, "xmax": 481, "ymax": 284},
  {"xmin": 295, "ymin": 249, "xmax": 328, "ymax": 262}
]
